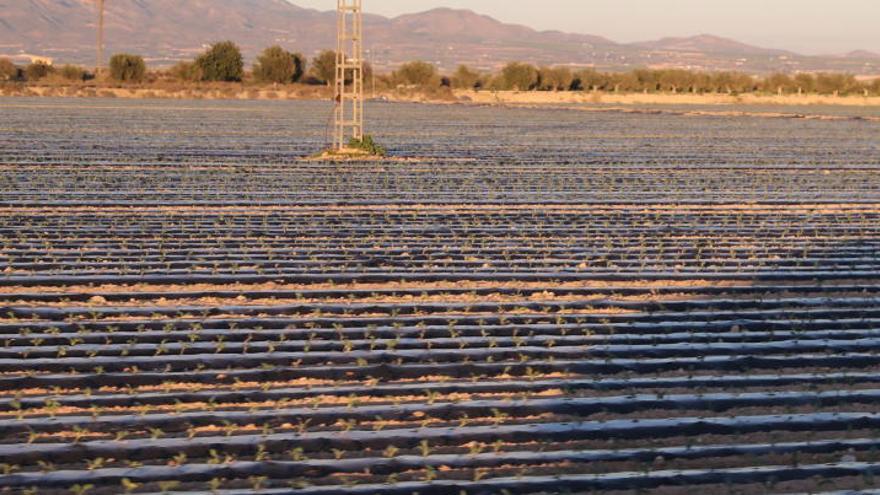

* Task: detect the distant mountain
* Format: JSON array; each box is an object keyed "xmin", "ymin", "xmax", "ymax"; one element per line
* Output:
[
  {"xmin": 0, "ymin": 0, "xmax": 878, "ymax": 75},
  {"xmin": 844, "ymin": 50, "xmax": 880, "ymax": 60},
  {"xmin": 631, "ymin": 34, "xmax": 791, "ymax": 56},
  {"xmin": 0, "ymin": 0, "xmax": 326, "ymax": 65}
]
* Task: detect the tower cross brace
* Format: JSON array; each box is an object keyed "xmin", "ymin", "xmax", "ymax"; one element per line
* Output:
[{"xmin": 334, "ymin": 0, "xmax": 364, "ymax": 151}]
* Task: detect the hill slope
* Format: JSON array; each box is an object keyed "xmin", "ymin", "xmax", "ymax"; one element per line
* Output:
[{"xmin": 0, "ymin": 0, "xmax": 877, "ymax": 74}]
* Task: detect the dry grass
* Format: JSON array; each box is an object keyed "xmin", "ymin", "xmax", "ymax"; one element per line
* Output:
[
  {"xmin": 4, "ymin": 83, "xmax": 879, "ymax": 108},
  {"xmin": 458, "ymin": 89, "xmax": 880, "ymax": 108}
]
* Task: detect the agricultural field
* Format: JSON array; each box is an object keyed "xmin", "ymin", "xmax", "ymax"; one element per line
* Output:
[{"xmin": 0, "ymin": 97, "xmax": 879, "ymax": 494}]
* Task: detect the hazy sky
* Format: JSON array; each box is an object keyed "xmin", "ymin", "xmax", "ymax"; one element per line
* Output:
[{"xmin": 290, "ymin": 0, "xmax": 879, "ymax": 55}]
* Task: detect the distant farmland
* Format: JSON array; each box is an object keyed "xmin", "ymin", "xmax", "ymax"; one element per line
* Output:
[{"xmin": 0, "ymin": 98, "xmax": 880, "ymax": 494}]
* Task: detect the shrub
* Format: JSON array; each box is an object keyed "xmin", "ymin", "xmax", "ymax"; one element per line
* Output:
[
  {"xmin": 169, "ymin": 61, "xmax": 202, "ymax": 82},
  {"xmin": 24, "ymin": 62, "xmax": 54, "ymax": 82},
  {"xmin": 0, "ymin": 58, "xmax": 16, "ymax": 82},
  {"xmin": 348, "ymin": 135, "xmax": 386, "ymax": 156},
  {"xmin": 498, "ymin": 62, "xmax": 539, "ymax": 91},
  {"xmin": 59, "ymin": 65, "xmax": 87, "ymax": 82},
  {"xmin": 109, "ymin": 54, "xmax": 146, "ymax": 82},
  {"xmin": 196, "ymin": 41, "xmax": 244, "ymax": 82},
  {"xmin": 450, "ymin": 65, "xmax": 483, "ymax": 90},
  {"xmin": 393, "ymin": 61, "xmax": 438, "ymax": 87},
  {"xmin": 253, "ymin": 46, "xmax": 305, "ymax": 84}
]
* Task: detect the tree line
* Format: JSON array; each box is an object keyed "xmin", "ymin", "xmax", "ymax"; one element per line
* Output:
[
  {"xmin": 2, "ymin": 41, "xmax": 879, "ymax": 96},
  {"xmin": 0, "ymin": 42, "xmax": 336, "ymax": 85},
  {"xmin": 440, "ymin": 63, "xmax": 880, "ymax": 97}
]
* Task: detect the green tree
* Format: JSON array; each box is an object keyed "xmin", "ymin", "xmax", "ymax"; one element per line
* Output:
[
  {"xmin": 0, "ymin": 58, "xmax": 16, "ymax": 81},
  {"xmin": 310, "ymin": 50, "xmax": 337, "ymax": 86},
  {"xmin": 253, "ymin": 46, "xmax": 305, "ymax": 84},
  {"xmin": 498, "ymin": 62, "xmax": 539, "ymax": 91},
  {"xmin": 393, "ymin": 61, "xmax": 438, "ymax": 87},
  {"xmin": 292, "ymin": 52, "xmax": 306, "ymax": 82},
  {"xmin": 109, "ymin": 54, "xmax": 146, "ymax": 82},
  {"xmin": 24, "ymin": 62, "xmax": 54, "ymax": 82},
  {"xmin": 450, "ymin": 65, "xmax": 483, "ymax": 90},
  {"xmin": 196, "ymin": 41, "xmax": 244, "ymax": 82}
]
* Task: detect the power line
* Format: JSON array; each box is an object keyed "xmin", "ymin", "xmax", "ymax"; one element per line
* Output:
[{"xmin": 96, "ymin": 0, "xmax": 105, "ymax": 74}]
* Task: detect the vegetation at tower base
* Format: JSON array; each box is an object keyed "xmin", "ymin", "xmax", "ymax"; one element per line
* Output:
[
  {"xmin": 196, "ymin": 41, "xmax": 245, "ymax": 82},
  {"xmin": 252, "ymin": 46, "xmax": 306, "ymax": 84},
  {"xmin": 347, "ymin": 135, "xmax": 386, "ymax": 156},
  {"xmin": 109, "ymin": 54, "xmax": 146, "ymax": 83},
  {"xmin": 308, "ymin": 135, "xmax": 388, "ymax": 160}
]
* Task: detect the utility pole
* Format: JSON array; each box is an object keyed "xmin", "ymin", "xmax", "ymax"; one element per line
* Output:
[
  {"xmin": 96, "ymin": 0, "xmax": 105, "ymax": 74},
  {"xmin": 334, "ymin": 0, "xmax": 364, "ymax": 151}
]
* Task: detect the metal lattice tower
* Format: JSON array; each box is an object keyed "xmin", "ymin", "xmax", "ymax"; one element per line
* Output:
[
  {"xmin": 334, "ymin": 0, "xmax": 364, "ymax": 151},
  {"xmin": 96, "ymin": 0, "xmax": 105, "ymax": 73}
]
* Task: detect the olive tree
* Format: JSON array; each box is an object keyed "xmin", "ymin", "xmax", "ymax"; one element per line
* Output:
[
  {"xmin": 815, "ymin": 73, "xmax": 858, "ymax": 95},
  {"xmin": 498, "ymin": 62, "xmax": 539, "ymax": 91},
  {"xmin": 793, "ymin": 73, "xmax": 816, "ymax": 94},
  {"xmin": 538, "ymin": 66, "xmax": 574, "ymax": 91},
  {"xmin": 196, "ymin": 41, "xmax": 244, "ymax": 82},
  {"xmin": 253, "ymin": 46, "xmax": 305, "ymax": 84},
  {"xmin": 393, "ymin": 61, "xmax": 438, "ymax": 87},
  {"xmin": 761, "ymin": 73, "xmax": 795, "ymax": 94},
  {"xmin": 310, "ymin": 50, "xmax": 337, "ymax": 86}
]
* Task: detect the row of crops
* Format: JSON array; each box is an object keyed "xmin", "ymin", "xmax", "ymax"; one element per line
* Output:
[{"xmin": 0, "ymin": 97, "xmax": 879, "ymax": 494}]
